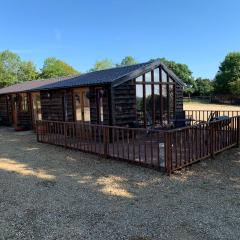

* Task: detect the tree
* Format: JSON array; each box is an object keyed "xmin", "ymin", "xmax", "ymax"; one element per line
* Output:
[
  {"xmin": 194, "ymin": 78, "xmax": 214, "ymax": 96},
  {"xmin": 214, "ymin": 52, "xmax": 240, "ymax": 94},
  {"xmin": 0, "ymin": 50, "xmax": 37, "ymax": 87},
  {"xmin": 151, "ymin": 58, "xmax": 195, "ymax": 96},
  {"xmin": 19, "ymin": 61, "xmax": 37, "ymax": 82},
  {"xmin": 90, "ymin": 59, "xmax": 114, "ymax": 71},
  {"xmin": 229, "ymin": 79, "xmax": 240, "ymax": 95},
  {"xmin": 120, "ymin": 56, "xmax": 138, "ymax": 66},
  {"xmin": 39, "ymin": 57, "xmax": 79, "ymax": 79}
]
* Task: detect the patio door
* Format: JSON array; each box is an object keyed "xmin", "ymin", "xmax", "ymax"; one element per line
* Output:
[
  {"xmin": 31, "ymin": 92, "xmax": 42, "ymax": 125},
  {"xmin": 74, "ymin": 88, "xmax": 90, "ymax": 122}
]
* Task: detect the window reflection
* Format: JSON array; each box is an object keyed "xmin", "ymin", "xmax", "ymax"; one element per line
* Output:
[
  {"xmin": 154, "ymin": 68, "xmax": 159, "ymax": 82},
  {"xmin": 145, "ymin": 72, "xmax": 151, "ymax": 82},
  {"xmin": 161, "ymin": 69, "xmax": 167, "ymax": 82}
]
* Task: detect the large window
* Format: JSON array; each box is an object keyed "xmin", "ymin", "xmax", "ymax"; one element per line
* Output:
[
  {"xmin": 135, "ymin": 67, "xmax": 176, "ymax": 127},
  {"xmin": 20, "ymin": 93, "xmax": 28, "ymax": 112}
]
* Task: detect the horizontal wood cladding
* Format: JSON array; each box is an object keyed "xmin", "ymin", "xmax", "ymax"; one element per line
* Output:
[
  {"xmin": 40, "ymin": 90, "xmax": 74, "ymax": 122},
  {"xmin": 0, "ymin": 95, "xmax": 10, "ymax": 125},
  {"xmin": 17, "ymin": 111, "xmax": 32, "ymax": 129},
  {"xmin": 176, "ymin": 84, "xmax": 183, "ymax": 111},
  {"xmin": 17, "ymin": 93, "xmax": 32, "ymax": 129},
  {"xmin": 113, "ymin": 80, "xmax": 136, "ymax": 126},
  {"xmin": 41, "ymin": 90, "xmax": 65, "ymax": 121}
]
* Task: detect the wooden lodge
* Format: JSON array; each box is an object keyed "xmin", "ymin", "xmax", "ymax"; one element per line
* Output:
[
  {"xmin": 0, "ymin": 60, "xmax": 185, "ymax": 130},
  {"xmin": 0, "ymin": 60, "xmax": 239, "ymax": 174},
  {"xmin": 0, "ymin": 76, "xmax": 74, "ymax": 130}
]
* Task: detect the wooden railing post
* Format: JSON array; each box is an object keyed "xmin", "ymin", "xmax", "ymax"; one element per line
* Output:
[
  {"xmin": 164, "ymin": 131, "xmax": 171, "ymax": 175},
  {"xmin": 237, "ymin": 116, "xmax": 240, "ymax": 148},
  {"xmin": 103, "ymin": 127, "xmax": 109, "ymax": 158},
  {"xmin": 210, "ymin": 122, "xmax": 215, "ymax": 158},
  {"xmin": 64, "ymin": 122, "xmax": 67, "ymax": 148},
  {"xmin": 36, "ymin": 120, "xmax": 39, "ymax": 142}
]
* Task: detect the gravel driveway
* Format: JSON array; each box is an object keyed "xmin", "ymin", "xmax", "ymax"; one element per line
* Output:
[{"xmin": 0, "ymin": 127, "xmax": 239, "ymax": 240}]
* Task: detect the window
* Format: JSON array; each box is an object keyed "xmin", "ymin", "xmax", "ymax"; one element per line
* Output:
[
  {"xmin": 136, "ymin": 75, "xmax": 143, "ymax": 82},
  {"xmin": 136, "ymin": 84, "xmax": 144, "ymax": 125},
  {"xmin": 96, "ymin": 89, "xmax": 104, "ymax": 124},
  {"xmin": 154, "ymin": 68, "xmax": 160, "ymax": 82},
  {"xmin": 161, "ymin": 69, "xmax": 167, "ymax": 82},
  {"xmin": 20, "ymin": 93, "xmax": 28, "ymax": 112},
  {"xmin": 145, "ymin": 72, "xmax": 151, "ymax": 82},
  {"xmin": 135, "ymin": 66, "xmax": 176, "ymax": 127}
]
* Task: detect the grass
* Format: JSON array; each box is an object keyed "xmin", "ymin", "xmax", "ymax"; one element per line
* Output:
[{"xmin": 183, "ymin": 100, "xmax": 240, "ymax": 111}]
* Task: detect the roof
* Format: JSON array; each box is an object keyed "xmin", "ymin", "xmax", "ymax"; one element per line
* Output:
[
  {"xmin": 0, "ymin": 75, "xmax": 79, "ymax": 95},
  {"xmin": 0, "ymin": 60, "xmax": 184, "ymax": 95},
  {"xmin": 35, "ymin": 60, "xmax": 184, "ymax": 91}
]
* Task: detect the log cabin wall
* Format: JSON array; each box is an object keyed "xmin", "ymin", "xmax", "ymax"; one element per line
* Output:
[
  {"xmin": 40, "ymin": 90, "xmax": 74, "ymax": 122},
  {"xmin": 175, "ymin": 84, "xmax": 183, "ymax": 112},
  {"xmin": 0, "ymin": 95, "xmax": 11, "ymax": 125},
  {"xmin": 16, "ymin": 93, "xmax": 32, "ymax": 129},
  {"xmin": 112, "ymin": 80, "xmax": 136, "ymax": 126}
]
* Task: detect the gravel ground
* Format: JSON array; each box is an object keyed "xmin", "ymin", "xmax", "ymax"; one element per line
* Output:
[{"xmin": 0, "ymin": 127, "xmax": 239, "ymax": 240}]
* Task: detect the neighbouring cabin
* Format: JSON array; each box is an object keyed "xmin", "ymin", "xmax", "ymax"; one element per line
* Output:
[
  {"xmin": 0, "ymin": 77, "xmax": 69, "ymax": 130},
  {"xmin": 0, "ymin": 92, "xmax": 40, "ymax": 130},
  {"xmin": 37, "ymin": 60, "xmax": 184, "ymax": 129}
]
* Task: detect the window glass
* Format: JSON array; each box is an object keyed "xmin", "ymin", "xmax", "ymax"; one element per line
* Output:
[
  {"xmin": 83, "ymin": 91, "xmax": 90, "ymax": 122},
  {"xmin": 161, "ymin": 69, "xmax": 167, "ymax": 82},
  {"xmin": 154, "ymin": 84, "xmax": 161, "ymax": 124},
  {"xmin": 169, "ymin": 85, "xmax": 175, "ymax": 113},
  {"xmin": 136, "ymin": 75, "xmax": 143, "ymax": 82},
  {"xmin": 145, "ymin": 85, "xmax": 153, "ymax": 124},
  {"xmin": 145, "ymin": 72, "xmax": 151, "ymax": 82},
  {"xmin": 136, "ymin": 84, "xmax": 144, "ymax": 125},
  {"xmin": 21, "ymin": 93, "xmax": 28, "ymax": 112},
  {"xmin": 169, "ymin": 77, "xmax": 174, "ymax": 83},
  {"xmin": 154, "ymin": 68, "xmax": 159, "ymax": 82},
  {"xmin": 162, "ymin": 85, "xmax": 168, "ymax": 121}
]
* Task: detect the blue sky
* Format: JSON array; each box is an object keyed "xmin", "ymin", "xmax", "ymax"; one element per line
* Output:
[{"xmin": 0, "ymin": 0, "xmax": 239, "ymax": 79}]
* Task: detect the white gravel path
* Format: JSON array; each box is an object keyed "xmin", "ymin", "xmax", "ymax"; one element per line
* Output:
[{"xmin": 0, "ymin": 127, "xmax": 239, "ymax": 240}]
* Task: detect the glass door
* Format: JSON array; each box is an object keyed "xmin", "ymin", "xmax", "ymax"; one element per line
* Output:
[{"xmin": 74, "ymin": 88, "xmax": 90, "ymax": 122}]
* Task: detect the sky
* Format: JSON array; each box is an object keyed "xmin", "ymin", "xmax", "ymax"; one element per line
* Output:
[{"xmin": 0, "ymin": 0, "xmax": 239, "ymax": 79}]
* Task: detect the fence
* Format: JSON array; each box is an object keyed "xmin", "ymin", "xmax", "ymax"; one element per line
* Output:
[
  {"xmin": 36, "ymin": 115, "xmax": 240, "ymax": 174},
  {"xmin": 36, "ymin": 121, "xmax": 166, "ymax": 170},
  {"xmin": 164, "ymin": 116, "xmax": 239, "ymax": 174},
  {"xmin": 185, "ymin": 110, "xmax": 240, "ymax": 124}
]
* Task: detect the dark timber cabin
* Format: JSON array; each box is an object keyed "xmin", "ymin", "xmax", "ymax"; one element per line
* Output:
[
  {"xmin": 0, "ymin": 76, "xmax": 74, "ymax": 130},
  {"xmin": 35, "ymin": 60, "xmax": 185, "ymax": 128}
]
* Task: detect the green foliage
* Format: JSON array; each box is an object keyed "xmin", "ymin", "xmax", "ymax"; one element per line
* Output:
[
  {"xmin": 120, "ymin": 56, "xmax": 138, "ymax": 66},
  {"xmin": 0, "ymin": 50, "xmax": 37, "ymax": 87},
  {"xmin": 160, "ymin": 58, "xmax": 194, "ymax": 85},
  {"xmin": 90, "ymin": 59, "xmax": 114, "ymax": 72},
  {"xmin": 214, "ymin": 52, "xmax": 240, "ymax": 94},
  {"xmin": 229, "ymin": 79, "xmax": 240, "ymax": 95},
  {"xmin": 194, "ymin": 78, "xmax": 214, "ymax": 96},
  {"xmin": 39, "ymin": 57, "xmax": 79, "ymax": 79},
  {"xmin": 152, "ymin": 57, "xmax": 195, "ymax": 96}
]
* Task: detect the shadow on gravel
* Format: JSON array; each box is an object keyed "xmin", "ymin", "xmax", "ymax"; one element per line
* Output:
[{"xmin": 0, "ymin": 127, "xmax": 239, "ymax": 240}]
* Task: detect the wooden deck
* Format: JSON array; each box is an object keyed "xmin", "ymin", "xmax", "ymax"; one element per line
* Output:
[{"xmin": 36, "ymin": 116, "xmax": 240, "ymax": 174}]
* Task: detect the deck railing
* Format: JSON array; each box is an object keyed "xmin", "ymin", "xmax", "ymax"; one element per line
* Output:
[
  {"xmin": 164, "ymin": 115, "xmax": 240, "ymax": 173},
  {"xmin": 36, "ymin": 115, "xmax": 240, "ymax": 174},
  {"xmin": 185, "ymin": 110, "xmax": 240, "ymax": 124},
  {"xmin": 36, "ymin": 120, "xmax": 166, "ymax": 170}
]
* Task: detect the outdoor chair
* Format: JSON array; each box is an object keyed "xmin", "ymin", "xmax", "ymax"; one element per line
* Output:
[{"xmin": 172, "ymin": 111, "xmax": 191, "ymax": 128}]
